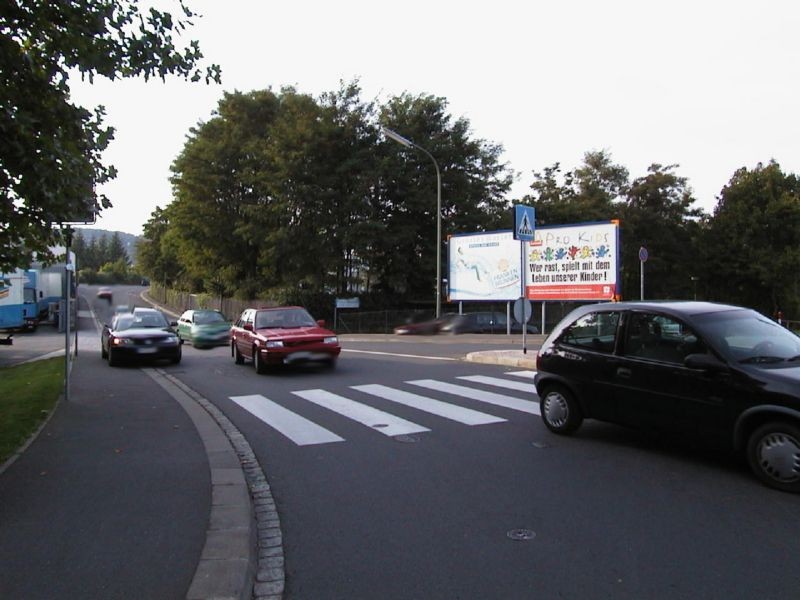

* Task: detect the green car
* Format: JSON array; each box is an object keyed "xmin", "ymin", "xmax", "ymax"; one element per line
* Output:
[{"xmin": 177, "ymin": 309, "xmax": 231, "ymax": 349}]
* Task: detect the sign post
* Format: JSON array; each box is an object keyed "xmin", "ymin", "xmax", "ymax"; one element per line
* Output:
[
  {"xmin": 513, "ymin": 205, "xmax": 535, "ymax": 353},
  {"xmin": 639, "ymin": 246, "xmax": 648, "ymax": 300}
]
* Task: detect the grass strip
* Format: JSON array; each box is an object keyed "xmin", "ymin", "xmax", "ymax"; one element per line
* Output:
[{"xmin": 0, "ymin": 357, "xmax": 64, "ymax": 464}]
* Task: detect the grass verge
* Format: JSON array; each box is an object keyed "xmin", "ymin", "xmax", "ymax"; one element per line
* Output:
[{"xmin": 0, "ymin": 357, "xmax": 64, "ymax": 464}]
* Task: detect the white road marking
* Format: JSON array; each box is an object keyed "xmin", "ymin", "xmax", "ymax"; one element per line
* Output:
[
  {"xmin": 291, "ymin": 389, "xmax": 431, "ymax": 437},
  {"xmin": 457, "ymin": 375, "xmax": 537, "ymax": 394},
  {"xmin": 342, "ymin": 348, "xmax": 457, "ymax": 361},
  {"xmin": 230, "ymin": 394, "xmax": 344, "ymax": 446},
  {"xmin": 407, "ymin": 379, "xmax": 540, "ymax": 415},
  {"xmin": 506, "ymin": 370, "xmax": 537, "ymax": 379},
  {"xmin": 352, "ymin": 384, "xmax": 506, "ymax": 426}
]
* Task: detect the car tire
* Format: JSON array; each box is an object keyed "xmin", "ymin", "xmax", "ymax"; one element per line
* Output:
[
  {"xmin": 107, "ymin": 349, "xmax": 119, "ymax": 367},
  {"xmin": 233, "ymin": 341, "xmax": 244, "ymax": 365},
  {"xmin": 746, "ymin": 421, "xmax": 800, "ymax": 493},
  {"xmin": 101, "ymin": 344, "xmax": 107, "ymax": 359},
  {"xmin": 254, "ymin": 346, "xmax": 267, "ymax": 374},
  {"xmin": 540, "ymin": 384, "xmax": 583, "ymax": 434},
  {"xmin": 171, "ymin": 347, "xmax": 182, "ymax": 364}
]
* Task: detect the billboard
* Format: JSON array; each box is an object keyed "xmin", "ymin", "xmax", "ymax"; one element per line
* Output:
[
  {"xmin": 448, "ymin": 231, "xmax": 521, "ymax": 301},
  {"xmin": 525, "ymin": 221, "xmax": 620, "ymax": 301}
]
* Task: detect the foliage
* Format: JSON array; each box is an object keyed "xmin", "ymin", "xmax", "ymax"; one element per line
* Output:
[
  {"xmin": 0, "ymin": 0, "xmax": 220, "ymax": 272},
  {"xmin": 701, "ymin": 161, "xmax": 800, "ymax": 316},
  {"xmin": 145, "ymin": 82, "xmax": 514, "ymax": 305}
]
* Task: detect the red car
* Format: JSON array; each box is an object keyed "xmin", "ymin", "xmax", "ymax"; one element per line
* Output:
[{"xmin": 230, "ymin": 306, "xmax": 341, "ymax": 373}]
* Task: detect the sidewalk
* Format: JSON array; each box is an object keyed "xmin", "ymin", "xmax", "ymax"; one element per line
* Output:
[{"xmin": 0, "ymin": 310, "xmax": 261, "ymax": 600}]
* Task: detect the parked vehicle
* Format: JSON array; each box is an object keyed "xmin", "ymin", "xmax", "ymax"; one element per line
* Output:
[
  {"xmin": 177, "ymin": 309, "xmax": 231, "ymax": 349},
  {"xmin": 394, "ymin": 311, "xmax": 538, "ymax": 335},
  {"xmin": 0, "ymin": 269, "xmax": 39, "ymax": 338},
  {"xmin": 101, "ymin": 308, "xmax": 181, "ymax": 366},
  {"xmin": 230, "ymin": 306, "xmax": 340, "ymax": 373},
  {"xmin": 534, "ymin": 300, "xmax": 800, "ymax": 492}
]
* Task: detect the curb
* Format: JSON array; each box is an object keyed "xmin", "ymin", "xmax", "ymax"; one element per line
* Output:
[
  {"xmin": 464, "ymin": 350, "xmax": 537, "ymax": 369},
  {"xmin": 146, "ymin": 369, "xmax": 285, "ymax": 600}
]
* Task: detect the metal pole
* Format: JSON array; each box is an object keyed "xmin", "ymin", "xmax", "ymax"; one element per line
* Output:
[
  {"xmin": 64, "ymin": 228, "xmax": 73, "ymax": 402},
  {"xmin": 640, "ymin": 260, "xmax": 644, "ymax": 301}
]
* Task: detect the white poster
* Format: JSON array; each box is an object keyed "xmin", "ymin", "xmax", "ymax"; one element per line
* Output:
[{"xmin": 448, "ymin": 231, "xmax": 521, "ymax": 301}]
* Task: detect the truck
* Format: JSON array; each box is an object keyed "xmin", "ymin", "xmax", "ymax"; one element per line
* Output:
[{"xmin": 0, "ymin": 269, "xmax": 39, "ymax": 343}]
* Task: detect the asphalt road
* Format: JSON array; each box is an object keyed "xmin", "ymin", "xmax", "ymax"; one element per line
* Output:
[
  {"xmin": 7, "ymin": 286, "xmax": 800, "ymax": 599},
  {"xmin": 173, "ymin": 337, "xmax": 799, "ymax": 600}
]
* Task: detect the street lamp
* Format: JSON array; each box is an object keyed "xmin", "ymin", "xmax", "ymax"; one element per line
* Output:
[
  {"xmin": 690, "ymin": 276, "xmax": 699, "ymax": 300},
  {"xmin": 381, "ymin": 126, "xmax": 443, "ymax": 318}
]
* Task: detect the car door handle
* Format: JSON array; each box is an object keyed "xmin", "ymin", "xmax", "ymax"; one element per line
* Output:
[{"xmin": 616, "ymin": 367, "xmax": 632, "ymax": 378}]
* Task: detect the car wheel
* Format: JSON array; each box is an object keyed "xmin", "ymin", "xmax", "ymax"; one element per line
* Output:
[
  {"xmin": 101, "ymin": 344, "xmax": 108, "ymax": 359},
  {"xmin": 746, "ymin": 421, "xmax": 800, "ymax": 493},
  {"xmin": 233, "ymin": 341, "xmax": 244, "ymax": 365},
  {"xmin": 107, "ymin": 349, "xmax": 119, "ymax": 367},
  {"xmin": 253, "ymin": 346, "xmax": 267, "ymax": 374},
  {"xmin": 540, "ymin": 384, "xmax": 583, "ymax": 434},
  {"xmin": 171, "ymin": 347, "xmax": 182, "ymax": 364}
]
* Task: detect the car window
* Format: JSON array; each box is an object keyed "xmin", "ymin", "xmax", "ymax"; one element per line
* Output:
[
  {"xmin": 560, "ymin": 311, "xmax": 620, "ymax": 353},
  {"xmin": 623, "ymin": 312, "xmax": 706, "ymax": 364},
  {"xmin": 695, "ymin": 309, "xmax": 800, "ymax": 364},
  {"xmin": 194, "ymin": 311, "xmax": 225, "ymax": 325}
]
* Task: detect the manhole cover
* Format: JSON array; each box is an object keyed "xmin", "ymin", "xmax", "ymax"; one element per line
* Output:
[
  {"xmin": 394, "ymin": 435, "xmax": 418, "ymax": 443},
  {"xmin": 507, "ymin": 529, "xmax": 536, "ymax": 541}
]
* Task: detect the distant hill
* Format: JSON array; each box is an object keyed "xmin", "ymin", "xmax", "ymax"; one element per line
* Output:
[{"xmin": 75, "ymin": 228, "xmax": 142, "ymax": 262}]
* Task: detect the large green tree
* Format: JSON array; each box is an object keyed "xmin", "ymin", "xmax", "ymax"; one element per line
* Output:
[
  {"xmin": 155, "ymin": 84, "xmax": 514, "ymax": 305},
  {"xmin": 620, "ymin": 164, "xmax": 702, "ymax": 300},
  {"xmin": 702, "ymin": 161, "xmax": 800, "ymax": 316},
  {"xmin": 0, "ymin": 0, "xmax": 219, "ymax": 272}
]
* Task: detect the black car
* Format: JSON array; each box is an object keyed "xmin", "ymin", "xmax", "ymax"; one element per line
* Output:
[
  {"xmin": 101, "ymin": 308, "xmax": 181, "ymax": 366},
  {"xmin": 534, "ymin": 301, "xmax": 800, "ymax": 492}
]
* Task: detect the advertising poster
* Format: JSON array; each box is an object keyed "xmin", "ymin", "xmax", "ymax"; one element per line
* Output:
[
  {"xmin": 526, "ymin": 221, "xmax": 619, "ymax": 301},
  {"xmin": 448, "ymin": 231, "xmax": 521, "ymax": 301}
]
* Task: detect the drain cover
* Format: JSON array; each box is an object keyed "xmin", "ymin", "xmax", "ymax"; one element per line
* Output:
[
  {"xmin": 507, "ymin": 529, "xmax": 536, "ymax": 541},
  {"xmin": 394, "ymin": 435, "xmax": 418, "ymax": 443}
]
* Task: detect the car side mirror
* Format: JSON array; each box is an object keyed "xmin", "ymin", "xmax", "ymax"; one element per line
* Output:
[
  {"xmin": 684, "ymin": 353, "xmax": 728, "ymax": 372},
  {"xmin": 243, "ymin": 323, "xmax": 253, "ymax": 332},
  {"xmin": 170, "ymin": 321, "xmax": 178, "ymax": 327},
  {"xmin": 317, "ymin": 319, "xmax": 326, "ymax": 327}
]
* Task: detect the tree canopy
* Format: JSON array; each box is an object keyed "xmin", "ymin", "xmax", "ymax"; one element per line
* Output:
[
  {"xmin": 0, "ymin": 0, "xmax": 219, "ymax": 272},
  {"xmin": 140, "ymin": 83, "xmax": 513, "ymax": 306}
]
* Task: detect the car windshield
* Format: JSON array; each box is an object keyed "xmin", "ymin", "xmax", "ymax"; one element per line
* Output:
[
  {"xmin": 129, "ymin": 312, "xmax": 168, "ymax": 329},
  {"xmin": 694, "ymin": 309, "xmax": 800, "ymax": 364},
  {"xmin": 194, "ymin": 311, "xmax": 226, "ymax": 325},
  {"xmin": 255, "ymin": 308, "xmax": 316, "ymax": 329}
]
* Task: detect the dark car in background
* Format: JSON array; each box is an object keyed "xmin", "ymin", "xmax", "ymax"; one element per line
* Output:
[
  {"xmin": 177, "ymin": 309, "xmax": 231, "ymax": 349},
  {"xmin": 534, "ymin": 301, "xmax": 800, "ymax": 492},
  {"xmin": 394, "ymin": 311, "xmax": 538, "ymax": 335},
  {"xmin": 101, "ymin": 308, "xmax": 181, "ymax": 366},
  {"xmin": 230, "ymin": 306, "xmax": 340, "ymax": 373}
]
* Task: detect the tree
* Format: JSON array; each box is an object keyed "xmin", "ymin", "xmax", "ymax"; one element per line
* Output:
[
  {"xmin": 522, "ymin": 150, "xmax": 628, "ymax": 226},
  {"xmin": 0, "ymin": 0, "xmax": 220, "ymax": 272},
  {"xmin": 702, "ymin": 161, "xmax": 800, "ymax": 317},
  {"xmin": 620, "ymin": 164, "xmax": 703, "ymax": 300}
]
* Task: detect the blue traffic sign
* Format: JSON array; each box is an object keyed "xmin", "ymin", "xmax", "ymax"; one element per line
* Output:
[
  {"xmin": 514, "ymin": 205, "xmax": 536, "ymax": 241},
  {"xmin": 639, "ymin": 246, "xmax": 649, "ymax": 262}
]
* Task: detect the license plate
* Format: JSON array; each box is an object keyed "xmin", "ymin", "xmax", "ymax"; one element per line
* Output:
[{"xmin": 137, "ymin": 347, "xmax": 157, "ymax": 354}]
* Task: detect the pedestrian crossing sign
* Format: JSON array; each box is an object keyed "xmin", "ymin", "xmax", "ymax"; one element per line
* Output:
[{"xmin": 513, "ymin": 205, "xmax": 535, "ymax": 241}]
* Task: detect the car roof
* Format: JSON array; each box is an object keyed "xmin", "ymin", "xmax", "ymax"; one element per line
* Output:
[{"xmin": 576, "ymin": 301, "xmax": 748, "ymax": 317}]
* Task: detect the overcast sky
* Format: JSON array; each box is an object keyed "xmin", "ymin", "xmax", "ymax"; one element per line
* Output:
[{"xmin": 70, "ymin": 0, "xmax": 800, "ymax": 236}]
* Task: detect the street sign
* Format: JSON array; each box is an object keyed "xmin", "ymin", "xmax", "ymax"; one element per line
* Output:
[
  {"xmin": 513, "ymin": 205, "xmax": 535, "ymax": 241},
  {"xmin": 513, "ymin": 298, "xmax": 532, "ymax": 323},
  {"xmin": 335, "ymin": 297, "xmax": 360, "ymax": 309},
  {"xmin": 639, "ymin": 246, "xmax": 649, "ymax": 262}
]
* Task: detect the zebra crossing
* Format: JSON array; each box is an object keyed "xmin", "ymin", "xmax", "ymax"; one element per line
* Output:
[{"xmin": 229, "ymin": 370, "xmax": 539, "ymax": 446}]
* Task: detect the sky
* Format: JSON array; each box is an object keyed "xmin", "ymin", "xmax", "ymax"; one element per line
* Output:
[{"xmin": 70, "ymin": 0, "xmax": 800, "ymax": 237}]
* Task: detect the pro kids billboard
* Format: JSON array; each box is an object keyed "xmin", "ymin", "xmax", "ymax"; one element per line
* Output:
[{"xmin": 526, "ymin": 221, "xmax": 619, "ymax": 301}]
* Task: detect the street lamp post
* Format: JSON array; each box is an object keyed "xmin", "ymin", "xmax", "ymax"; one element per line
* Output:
[
  {"xmin": 690, "ymin": 276, "xmax": 699, "ymax": 301},
  {"xmin": 381, "ymin": 126, "xmax": 443, "ymax": 318}
]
